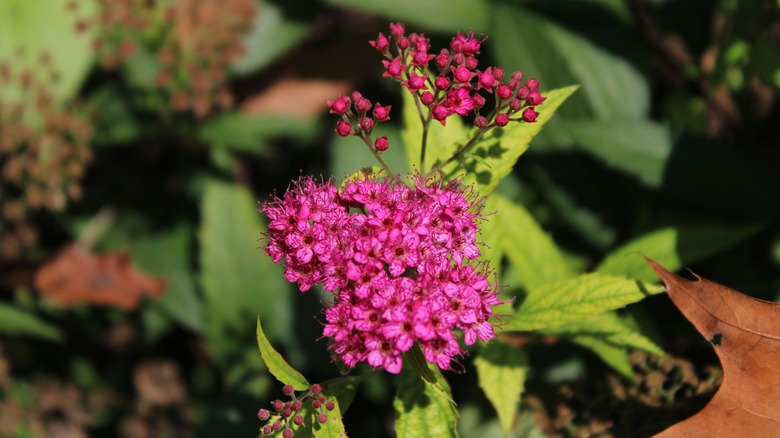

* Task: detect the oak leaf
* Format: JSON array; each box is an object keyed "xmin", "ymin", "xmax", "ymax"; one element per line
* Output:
[
  {"xmin": 34, "ymin": 244, "xmax": 165, "ymax": 310},
  {"xmin": 649, "ymin": 259, "xmax": 780, "ymax": 437}
]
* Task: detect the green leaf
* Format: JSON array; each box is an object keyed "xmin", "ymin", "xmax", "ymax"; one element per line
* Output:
[
  {"xmin": 312, "ymin": 394, "xmax": 347, "ymax": 437},
  {"xmin": 197, "ymin": 113, "xmax": 319, "ymax": 154},
  {"xmin": 596, "ymin": 224, "xmax": 763, "ymax": 283},
  {"xmin": 494, "ymin": 195, "xmax": 575, "ymax": 291},
  {"xmin": 503, "ymin": 273, "xmax": 664, "ymax": 332},
  {"xmin": 437, "ymin": 86, "xmax": 578, "ymax": 197},
  {"xmin": 231, "ymin": 2, "xmax": 309, "ymax": 75},
  {"xmin": 326, "ymin": 0, "xmax": 489, "ymax": 32},
  {"xmin": 569, "ymin": 335, "xmax": 634, "ymax": 379},
  {"xmin": 199, "ymin": 179, "xmax": 292, "ymax": 367},
  {"xmin": 394, "ymin": 366, "xmax": 459, "ymax": 438},
  {"xmin": 491, "ymin": 4, "xmax": 648, "ymax": 120},
  {"xmin": 0, "ymin": 304, "xmax": 62, "ymax": 341},
  {"xmin": 561, "ymin": 119, "xmax": 673, "ymax": 187},
  {"xmin": 474, "ymin": 342, "xmax": 528, "ymax": 436},
  {"xmin": 404, "ymin": 344, "xmax": 456, "ymax": 406},
  {"xmin": 256, "ymin": 316, "xmax": 309, "ymax": 391},
  {"xmin": 0, "ymin": 0, "xmax": 96, "ymax": 112},
  {"xmin": 132, "ymin": 224, "xmax": 203, "ymax": 333},
  {"xmin": 401, "ymin": 89, "xmax": 468, "ymax": 175}
]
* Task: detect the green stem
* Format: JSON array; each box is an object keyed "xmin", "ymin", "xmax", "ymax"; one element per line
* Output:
[{"xmin": 358, "ymin": 133, "xmax": 402, "ymax": 184}]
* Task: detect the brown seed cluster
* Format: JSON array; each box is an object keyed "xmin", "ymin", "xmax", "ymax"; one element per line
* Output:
[
  {"xmin": 0, "ymin": 61, "xmax": 93, "ymax": 260},
  {"xmin": 94, "ymin": 0, "xmax": 257, "ymax": 118}
]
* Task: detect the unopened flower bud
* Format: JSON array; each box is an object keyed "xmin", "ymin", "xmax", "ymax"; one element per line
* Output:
[
  {"xmin": 435, "ymin": 49, "xmax": 450, "ymax": 70},
  {"xmin": 472, "ymin": 94, "xmax": 485, "ymax": 109},
  {"xmin": 373, "ymin": 104, "xmax": 391, "ymax": 121},
  {"xmin": 526, "ymin": 90, "xmax": 545, "ymax": 106},
  {"xmin": 435, "ymin": 75, "xmax": 450, "ymax": 90},
  {"xmin": 355, "ymin": 98, "xmax": 372, "ymax": 113},
  {"xmin": 359, "ymin": 117, "xmax": 375, "ymax": 131},
  {"xmin": 526, "ymin": 78, "xmax": 539, "ymax": 90},
  {"xmin": 273, "ymin": 400, "xmax": 284, "ymax": 411},
  {"xmin": 258, "ymin": 409, "xmax": 271, "ymax": 421},
  {"xmin": 396, "ymin": 36, "xmax": 409, "ymax": 50},
  {"xmin": 263, "ymin": 426, "xmax": 272, "ymax": 435},
  {"xmin": 327, "ymin": 96, "xmax": 349, "ymax": 114},
  {"xmin": 351, "ymin": 91, "xmax": 363, "ymax": 102},
  {"xmin": 509, "ymin": 98, "xmax": 522, "ymax": 111},
  {"xmin": 452, "ymin": 66, "xmax": 473, "ymax": 84},
  {"xmin": 336, "ymin": 121, "xmax": 351, "ymax": 137},
  {"xmin": 317, "ymin": 413, "xmax": 328, "ymax": 424},
  {"xmin": 474, "ymin": 115, "xmax": 488, "ymax": 128},
  {"xmin": 464, "ymin": 56, "xmax": 478, "ymax": 70},
  {"xmin": 273, "ymin": 421, "xmax": 283, "ymax": 431},
  {"xmin": 432, "ymin": 104, "xmax": 451, "ymax": 125},
  {"xmin": 420, "ymin": 91, "xmax": 435, "ymax": 105},
  {"xmin": 495, "ymin": 113, "xmax": 509, "ymax": 126},
  {"xmin": 325, "ymin": 401, "xmax": 335, "ymax": 411},
  {"xmin": 310, "ymin": 384, "xmax": 322, "ymax": 394},
  {"xmin": 516, "ymin": 86, "xmax": 530, "ymax": 99},
  {"xmin": 282, "ymin": 408, "xmax": 292, "ymax": 418},
  {"xmin": 291, "ymin": 401, "xmax": 302, "ymax": 411},
  {"xmin": 312, "ymin": 400, "xmax": 321, "ymax": 409},
  {"xmin": 293, "ymin": 415, "xmax": 304, "ymax": 426},
  {"xmin": 522, "ymin": 107, "xmax": 539, "ymax": 122},
  {"xmin": 452, "ymin": 53, "xmax": 465, "ymax": 65},
  {"xmin": 282, "ymin": 429, "xmax": 293, "ymax": 438},
  {"xmin": 389, "ymin": 22, "xmax": 405, "ymax": 37},
  {"xmin": 492, "ymin": 67, "xmax": 505, "ymax": 81},
  {"xmin": 370, "ymin": 32, "xmax": 390, "ymax": 51},
  {"xmin": 375, "ymin": 136, "xmax": 389, "ymax": 151},
  {"xmin": 497, "ymin": 84, "xmax": 512, "ymax": 99},
  {"xmin": 283, "ymin": 384, "xmax": 294, "ymax": 396}
]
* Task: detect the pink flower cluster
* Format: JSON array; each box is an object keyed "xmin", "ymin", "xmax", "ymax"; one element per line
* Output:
[
  {"xmin": 370, "ymin": 23, "xmax": 545, "ymax": 127},
  {"xmin": 262, "ymin": 173, "xmax": 502, "ymax": 373},
  {"xmin": 328, "ymin": 91, "xmax": 392, "ymax": 151}
]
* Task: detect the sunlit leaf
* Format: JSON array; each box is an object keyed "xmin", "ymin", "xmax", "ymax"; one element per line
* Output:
[
  {"xmin": 503, "ymin": 273, "xmax": 664, "ymax": 332},
  {"xmin": 394, "ymin": 366, "xmax": 459, "ymax": 438},
  {"xmin": 474, "ymin": 342, "xmax": 528, "ymax": 436},
  {"xmin": 312, "ymin": 394, "xmax": 347, "ymax": 437},
  {"xmin": 256, "ymin": 316, "xmax": 309, "ymax": 391}
]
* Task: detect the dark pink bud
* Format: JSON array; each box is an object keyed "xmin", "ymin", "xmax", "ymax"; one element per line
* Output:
[
  {"xmin": 464, "ymin": 56, "xmax": 478, "ymax": 70},
  {"xmin": 359, "ymin": 117, "xmax": 374, "ymax": 131},
  {"xmin": 389, "ymin": 22, "xmax": 405, "ymax": 37},
  {"xmin": 452, "ymin": 53, "xmax": 465, "ymax": 65},
  {"xmin": 511, "ymin": 70, "xmax": 523, "ymax": 82},
  {"xmin": 411, "ymin": 50, "xmax": 434, "ymax": 67},
  {"xmin": 397, "ymin": 36, "xmax": 409, "ymax": 50},
  {"xmin": 474, "ymin": 115, "xmax": 488, "ymax": 128},
  {"xmin": 282, "ymin": 408, "xmax": 292, "ymax": 418},
  {"xmin": 526, "ymin": 90, "xmax": 546, "ymax": 106},
  {"xmin": 351, "ymin": 91, "xmax": 363, "ymax": 102},
  {"xmin": 282, "ymin": 429, "xmax": 293, "ymax": 438},
  {"xmin": 374, "ymin": 136, "xmax": 389, "ymax": 151},
  {"xmin": 369, "ymin": 32, "xmax": 390, "ymax": 51},
  {"xmin": 495, "ymin": 113, "xmax": 509, "ymax": 126},
  {"xmin": 382, "ymin": 57, "xmax": 405, "ymax": 79},
  {"xmin": 452, "ymin": 66, "xmax": 473, "ymax": 84},
  {"xmin": 420, "ymin": 91, "xmax": 435, "ymax": 105},
  {"xmin": 472, "ymin": 93, "xmax": 485, "ymax": 108},
  {"xmin": 291, "ymin": 401, "xmax": 302, "ymax": 411},
  {"xmin": 409, "ymin": 33, "xmax": 419, "ymax": 45},
  {"xmin": 373, "ymin": 104, "xmax": 391, "ymax": 121},
  {"xmin": 403, "ymin": 72, "xmax": 427, "ymax": 92},
  {"xmin": 522, "ymin": 107, "xmax": 539, "ymax": 122},
  {"xmin": 258, "ymin": 409, "xmax": 271, "ymax": 421},
  {"xmin": 509, "ymin": 98, "xmax": 522, "ymax": 111},
  {"xmin": 293, "ymin": 415, "xmax": 304, "ymax": 426},
  {"xmin": 327, "ymin": 95, "xmax": 349, "ymax": 114},
  {"xmin": 497, "ymin": 83, "xmax": 512, "ymax": 99},
  {"xmin": 415, "ymin": 35, "xmax": 430, "ymax": 53},
  {"xmin": 492, "ymin": 67, "xmax": 505, "ymax": 80},
  {"xmin": 273, "ymin": 421, "xmax": 283, "ymax": 431},
  {"xmin": 526, "ymin": 78, "xmax": 539, "ymax": 90},
  {"xmin": 435, "ymin": 75, "xmax": 450, "ymax": 90},
  {"xmin": 312, "ymin": 400, "xmax": 321, "ymax": 409},
  {"xmin": 516, "ymin": 86, "xmax": 530, "ymax": 99},
  {"xmin": 336, "ymin": 121, "xmax": 351, "ymax": 136},
  {"xmin": 432, "ymin": 104, "xmax": 451, "ymax": 125},
  {"xmin": 450, "ymin": 36, "xmax": 464, "ymax": 53},
  {"xmin": 318, "ymin": 396, "xmax": 326, "ymax": 404},
  {"xmin": 272, "ymin": 400, "xmax": 284, "ymax": 411},
  {"xmin": 325, "ymin": 401, "xmax": 335, "ymax": 411},
  {"xmin": 435, "ymin": 51, "xmax": 450, "ymax": 70},
  {"xmin": 478, "ymin": 69, "xmax": 496, "ymax": 91},
  {"xmin": 310, "ymin": 384, "xmax": 322, "ymax": 394},
  {"xmin": 317, "ymin": 413, "xmax": 328, "ymax": 424},
  {"xmin": 355, "ymin": 98, "xmax": 372, "ymax": 113},
  {"xmin": 282, "ymin": 384, "xmax": 294, "ymax": 396},
  {"xmin": 263, "ymin": 426, "xmax": 272, "ymax": 435}
]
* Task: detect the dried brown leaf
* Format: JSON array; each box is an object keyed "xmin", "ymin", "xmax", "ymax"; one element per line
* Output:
[
  {"xmin": 649, "ymin": 259, "xmax": 780, "ymax": 437},
  {"xmin": 33, "ymin": 244, "xmax": 165, "ymax": 310}
]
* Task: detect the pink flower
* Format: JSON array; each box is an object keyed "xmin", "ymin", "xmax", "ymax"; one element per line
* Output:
[
  {"xmin": 495, "ymin": 113, "xmax": 509, "ymax": 126},
  {"xmin": 402, "ymin": 71, "xmax": 428, "ymax": 92},
  {"xmin": 451, "ymin": 66, "xmax": 474, "ymax": 84},
  {"xmin": 335, "ymin": 121, "xmax": 351, "ymax": 136},
  {"xmin": 382, "ymin": 57, "xmax": 405, "ymax": 79},
  {"xmin": 431, "ymin": 104, "xmax": 452, "ymax": 125},
  {"xmin": 369, "ymin": 32, "xmax": 390, "ymax": 51},
  {"xmin": 374, "ymin": 136, "xmax": 389, "ymax": 151},
  {"xmin": 446, "ymin": 87, "xmax": 474, "ymax": 116},
  {"xmin": 389, "ymin": 22, "xmax": 405, "ymax": 38},
  {"xmin": 327, "ymin": 95, "xmax": 350, "ymax": 114},
  {"xmin": 522, "ymin": 107, "xmax": 539, "ymax": 122},
  {"xmin": 373, "ymin": 104, "xmax": 391, "ymax": 121}
]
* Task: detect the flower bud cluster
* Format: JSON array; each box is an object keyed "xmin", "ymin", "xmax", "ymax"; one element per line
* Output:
[
  {"xmin": 369, "ymin": 23, "xmax": 545, "ymax": 128},
  {"xmin": 328, "ymin": 91, "xmax": 392, "ymax": 152},
  {"xmin": 261, "ymin": 173, "xmax": 503, "ymax": 373},
  {"xmin": 257, "ymin": 383, "xmax": 335, "ymax": 436}
]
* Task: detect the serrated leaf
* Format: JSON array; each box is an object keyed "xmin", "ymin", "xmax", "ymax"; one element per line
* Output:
[
  {"xmin": 474, "ymin": 342, "xmax": 528, "ymax": 436},
  {"xmin": 394, "ymin": 366, "xmax": 459, "ymax": 438},
  {"xmin": 326, "ymin": 0, "xmax": 489, "ymax": 32},
  {"xmin": 494, "ymin": 195, "xmax": 575, "ymax": 291},
  {"xmin": 437, "ymin": 86, "xmax": 578, "ymax": 197},
  {"xmin": 256, "ymin": 316, "xmax": 309, "ymax": 391},
  {"xmin": 401, "ymin": 89, "xmax": 468, "ymax": 174},
  {"xmin": 597, "ymin": 224, "xmax": 763, "ymax": 283},
  {"xmin": 542, "ymin": 312, "xmax": 664, "ymax": 357},
  {"xmin": 199, "ymin": 180, "xmax": 291, "ymax": 367},
  {"xmin": 503, "ymin": 273, "xmax": 664, "ymax": 332},
  {"xmin": 312, "ymin": 394, "xmax": 347, "ymax": 437},
  {"xmin": 0, "ymin": 304, "xmax": 62, "ymax": 342}
]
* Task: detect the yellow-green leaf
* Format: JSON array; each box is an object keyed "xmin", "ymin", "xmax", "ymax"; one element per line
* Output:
[
  {"xmin": 313, "ymin": 394, "xmax": 347, "ymax": 437},
  {"xmin": 474, "ymin": 342, "xmax": 528, "ymax": 435},
  {"xmin": 256, "ymin": 316, "xmax": 309, "ymax": 391},
  {"xmin": 394, "ymin": 366, "xmax": 459, "ymax": 438}
]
